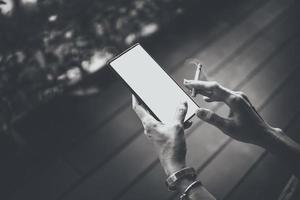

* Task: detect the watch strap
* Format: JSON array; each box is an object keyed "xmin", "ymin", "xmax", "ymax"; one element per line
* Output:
[
  {"xmin": 180, "ymin": 180, "xmax": 202, "ymax": 200},
  {"xmin": 165, "ymin": 167, "xmax": 196, "ymax": 191}
]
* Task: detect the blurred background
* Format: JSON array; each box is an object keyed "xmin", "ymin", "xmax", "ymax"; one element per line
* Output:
[{"xmin": 0, "ymin": 0, "xmax": 300, "ymax": 199}]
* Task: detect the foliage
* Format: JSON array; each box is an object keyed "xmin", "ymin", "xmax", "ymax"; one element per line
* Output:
[{"xmin": 0, "ymin": 0, "xmax": 186, "ymax": 133}]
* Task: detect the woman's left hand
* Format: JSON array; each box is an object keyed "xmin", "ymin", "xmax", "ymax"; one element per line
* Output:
[{"xmin": 132, "ymin": 95, "xmax": 188, "ymax": 176}]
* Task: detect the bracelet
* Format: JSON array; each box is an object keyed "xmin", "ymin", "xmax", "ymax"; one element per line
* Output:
[
  {"xmin": 165, "ymin": 167, "xmax": 196, "ymax": 191},
  {"xmin": 180, "ymin": 180, "xmax": 202, "ymax": 200}
]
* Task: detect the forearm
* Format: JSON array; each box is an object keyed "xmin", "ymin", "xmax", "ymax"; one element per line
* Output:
[
  {"xmin": 190, "ymin": 186, "xmax": 216, "ymax": 200},
  {"xmin": 261, "ymin": 127, "xmax": 300, "ymax": 178}
]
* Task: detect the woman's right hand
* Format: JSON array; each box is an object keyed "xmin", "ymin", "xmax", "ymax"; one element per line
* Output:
[
  {"xmin": 183, "ymin": 79, "xmax": 300, "ymax": 179},
  {"xmin": 183, "ymin": 79, "xmax": 282, "ymax": 147}
]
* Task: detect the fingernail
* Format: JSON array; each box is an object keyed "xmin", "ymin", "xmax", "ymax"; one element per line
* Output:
[
  {"xmin": 203, "ymin": 96, "xmax": 210, "ymax": 102},
  {"xmin": 180, "ymin": 101, "xmax": 187, "ymax": 106},
  {"xmin": 196, "ymin": 109, "xmax": 207, "ymax": 118},
  {"xmin": 183, "ymin": 79, "xmax": 190, "ymax": 84}
]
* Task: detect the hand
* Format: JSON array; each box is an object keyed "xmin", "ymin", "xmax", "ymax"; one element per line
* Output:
[
  {"xmin": 132, "ymin": 95, "xmax": 188, "ymax": 176},
  {"xmin": 183, "ymin": 79, "xmax": 282, "ymax": 147}
]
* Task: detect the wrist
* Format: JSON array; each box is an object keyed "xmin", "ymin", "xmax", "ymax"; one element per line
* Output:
[
  {"xmin": 261, "ymin": 126, "xmax": 300, "ymax": 155},
  {"xmin": 165, "ymin": 166, "xmax": 197, "ymax": 192},
  {"xmin": 259, "ymin": 126, "xmax": 286, "ymax": 150},
  {"xmin": 176, "ymin": 177, "xmax": 197, "ymax": 193},
  {"xmin": 260, "ymin": 126, "xmax": 300, "ymax": 178},
  {"xmin": 163, "ymin": 160, "xmax": 186, "ymax": 177}
]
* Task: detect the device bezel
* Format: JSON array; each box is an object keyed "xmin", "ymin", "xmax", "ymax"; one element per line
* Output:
[{"xmin": 107, "ymin": 43, "xmax": 198, "ymax": 124}]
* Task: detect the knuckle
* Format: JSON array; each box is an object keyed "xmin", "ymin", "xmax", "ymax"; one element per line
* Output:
[
  {"xmin": 273, "ymin": 127, "xmax": 283, "ymax": 134},
  {"xmin": 229, "ymin": 94, "xmax": 245, "ymax": 105},
  {"xmin": 211, "ymin": 81, "xmax": 220, "ymax": 90},
  {"xmin": 178, "ymin": 105, "xmax": 185, "ymax": 112},
  {"xmin": 173, "ymin": 123, "xmax": 183, "ymax": 131},
  {"xmin": 208, "ymin": 113, "xmax": 216, "ymax": 122},
  {"xmin": 144, "ymin": 128, "xmax": 150, "ymax": 136},
  {"xmin": 224, "ymin": 121, "xmax": 235, "ymax": 132},
  {"xmin": 143, "ymin": 130, "xmax": 152, "ymax": 138},
  {"xmin": 144, "ymin": 122, "xmax": 158, "ymax": 132},
  {"xmin": 152, "ymin": 123, "xmax": 158, "ymax": 129},
  {"xmin": 236, "ymin": 91, "xmax": 248, "ymax": 100},
  {"xmin": 144, "ymin": 124, "xmax": 152, "ymax": 131},
  {"xmin": 219, "ymin": 119, "xmax": 236, "ymax": 133}
]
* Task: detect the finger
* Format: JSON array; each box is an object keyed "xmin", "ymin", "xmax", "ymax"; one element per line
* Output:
[
  {"xmin": 203, "ymin": 96, "xmax": 214, "ymax": 102},
  {"xmin": 184, "ymin": 80, "xmax": 229, "ymax": 101},
  {"xmin": 227, "ymin": 91, "xmax": 256, "ymax": 113},
  {"xmin": 184, "ymin": 80, "xmax": 243, "ymax": 110},
  {"xmin": 132, "ymin": 94, "xmax": 146, "ymax": 120},
  {"xmin": 196, "ymin": 108, "xmax": 232, "ymax": 132},
  {"xmin": 239, "ymin": 92, "xmax": 251, "ymax": 104},
  {"xmin": 184, "ymin": 79, "xmax": 213, "ymax": 97},
  {"xmin": 132, "ymin": 95, "xmax": 157, "ymax": 125},
  {"xmin": 184, "ymin": 79, "xmax": 213, "ymax": 92},
  {"xmin": 228, "ymin": 110, "xmax": 234, "ymax": 118},
  {"xmin": 184, "ymin": 120, "xmax": 193, "ymax": 129},
  {"xmin": 236, "ymin": 92, "xmax": 265, "ymax": 121},
  {"xmin": 173, "ymin": 101, "xmax": 188, "ymax": 124}
]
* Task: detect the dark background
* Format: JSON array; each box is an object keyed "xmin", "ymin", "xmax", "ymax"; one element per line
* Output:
[{"xmin": 1, "ymin": 0, "xmax": 300, "ymax": 199}]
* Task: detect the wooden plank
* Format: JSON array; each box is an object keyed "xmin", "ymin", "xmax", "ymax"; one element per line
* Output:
[
  {"xmin": 44, "ymin": 0, "xmax": 266, "ymax": 145},
  {"xmin": 224, "ymin": 115, "xmax": 300, "ymax": 200},
  {"xmin": 9, "ymin": 157, "xmax": 80, "ymax": 200},
  {"xmin": 64, "ymin": 0, "xmax": 291, "ymax": 175},
  {"xmin": 59, "ymin": 0, "xmax": 274, "ymax": 147},
  {"xmin": 184, "ymin": 0, "xmax": 292, "ymax": 75},
  {"xmin": 118, "ymin": 35, "xmax": 300, "ymax": 200},
  {"xmin": 60, "ymin": 6, "xmax": 298, "ymax": 200},
  {"xmin": 147, "ymin": 0, "xmax": 268, "ymax": 70},
  {"xmin": 196, "ymin": 69, "xmax": 300, "ymax": 200},
  {"xmin": 13, "ymin": 1, "xmax": 264, "ymax": 192}
]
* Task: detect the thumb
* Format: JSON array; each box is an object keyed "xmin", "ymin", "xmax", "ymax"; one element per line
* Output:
[
  {"xmin": 196, "ymin": 108, "xmax": 230, "ymax": 132},
  {"xmin": 173, "ymin": 101, "xmax": 188, "ymax": 124}
]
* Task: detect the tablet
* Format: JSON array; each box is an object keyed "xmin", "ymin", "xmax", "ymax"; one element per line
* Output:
[{"xmin": 109, "ymin": 43, "xmax": 199, "ymax": 124}]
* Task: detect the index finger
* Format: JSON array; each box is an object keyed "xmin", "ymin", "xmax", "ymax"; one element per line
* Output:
[
  {"xmin": 184, "ymin": 79, "xmax": 214, "ymax": 94},
  {"xmin": 183, "ymin": 80, "xmax": 235, "ymax": 108},
  {"xmin": 132, "ymin": 95, "xmax": 158, "ymax": 125}
]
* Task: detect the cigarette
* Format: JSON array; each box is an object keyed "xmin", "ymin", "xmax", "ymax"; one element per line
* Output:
[{"xmin": 191, "ymin": 64, "xmax": 202, "ymax": 97}]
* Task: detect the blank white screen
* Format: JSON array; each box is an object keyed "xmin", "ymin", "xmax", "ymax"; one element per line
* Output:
[{"xmin": 110, "ymin": 44, "xmax": 198, "ymax": 124}]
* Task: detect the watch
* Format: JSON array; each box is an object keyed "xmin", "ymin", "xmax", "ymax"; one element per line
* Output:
[{"xmin": 165, "ymin": 167, "xmax": 197, "ymax": 191}]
